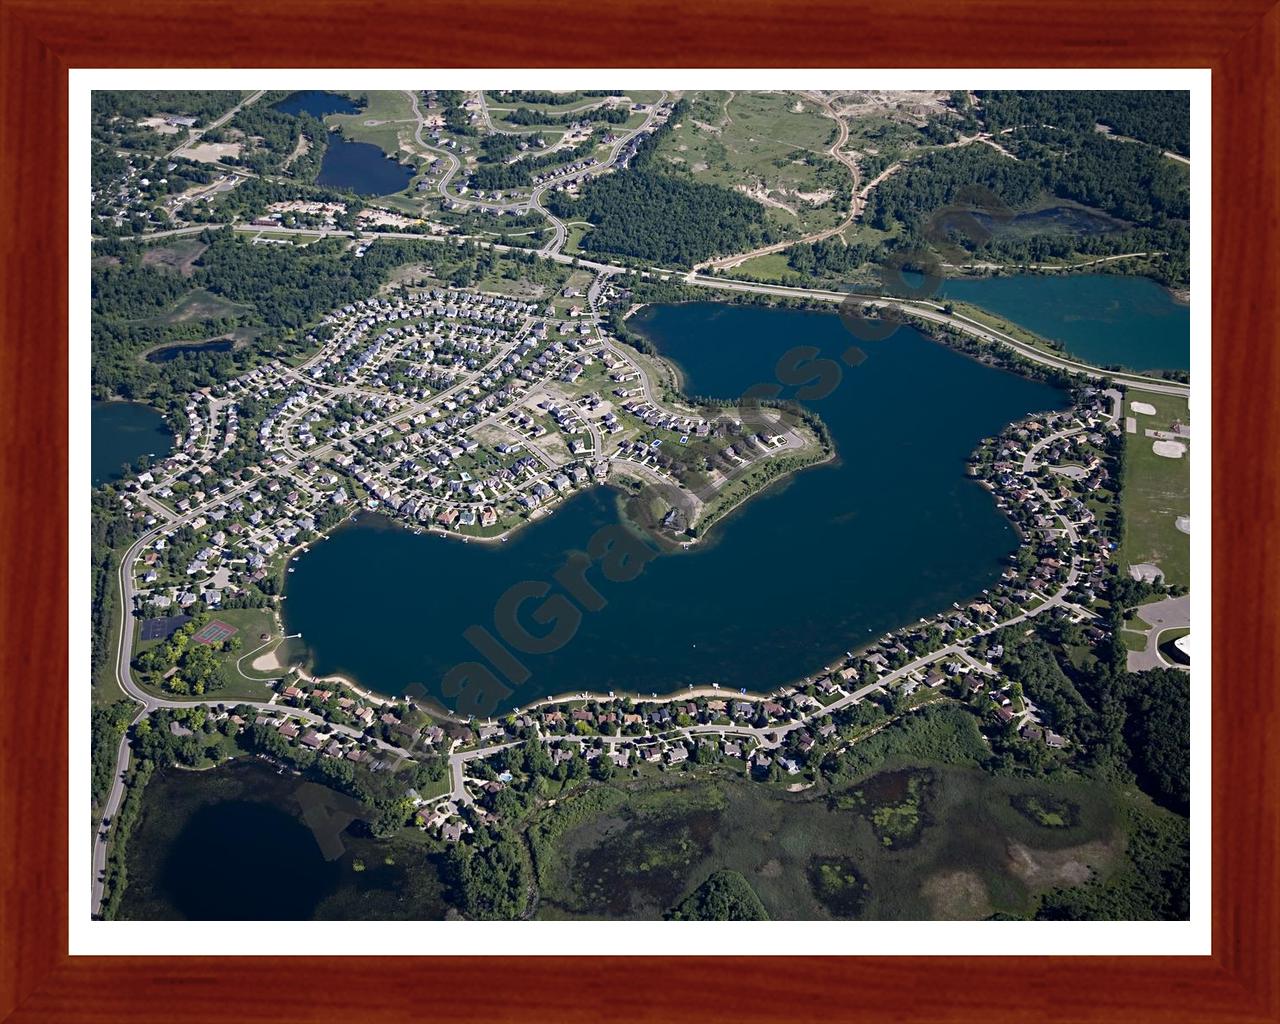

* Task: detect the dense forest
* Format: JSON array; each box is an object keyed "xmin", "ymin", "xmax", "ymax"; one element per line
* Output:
[
  {"xmin": 488, "ymin": 90, "xmax": 621, "ymax": 107},
  {"xmin": 90, "ymin": 490, "xmax": 138, "ymax": 681},
  {"xmin": 91, "ymin": 90, "xmax": 243, "ymax": 157},
  {"xmin": 92, "ymin": 91, "xmax": 243, "ymax": 127},
  {"xmin": 208, "ymin": 93, "xmax": 329, "ymax": 180},
  {"xmin": 978, "ymin": 90, "xmax": 1191, "ymax": 156},
  {"xmin": 548, "ymin": 169, "xmax": 773, "ymax": 265}
]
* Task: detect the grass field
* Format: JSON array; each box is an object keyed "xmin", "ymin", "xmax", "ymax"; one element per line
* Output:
[
  {"xmin": 326, "ymin": 91, "xmax": 418, "ymax": 157},
  {"xmin": 562, "ymin": 221, "xmax": 593, "ymax": 255},
  {"xmin": 1119, "ymin": 394, "xmax": 1191, "ymax": 588},
  {"xmin": 731, "ymin": 251, "xmax": 795, "ymax": 283},
  {"xmin": 655, "ymin": 91, "xmax": 850, "ymax": 239}
]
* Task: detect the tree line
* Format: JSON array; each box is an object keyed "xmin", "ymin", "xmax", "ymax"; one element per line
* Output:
[{"xmin": 978, "ymin": 90, "xmax": 1190, "ymax": 157}]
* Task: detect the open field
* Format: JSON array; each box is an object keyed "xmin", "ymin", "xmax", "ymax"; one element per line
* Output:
[
  {"xmin": 730, "ymin": 251, "xmax": 794, "ymax": 283},
  {"xmin": 176, "ymin": 141, "xmax": 243, "ymax": 163},
  {"xmin": 654, "ymin": 91, "xmax": 850, "ymax": 239},
  {"xmin": 141, "ymin": 288, "xmax": 252, "ymax": 325},
  {"xmin": 1119, "ymin": 394, "xmax": 1191, "ymax": 588}
]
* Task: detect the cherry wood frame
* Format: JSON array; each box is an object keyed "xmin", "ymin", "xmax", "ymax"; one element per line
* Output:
[{"xmin": 2, "ymin": 1, "xmax": 1276, "ymax": 1020}]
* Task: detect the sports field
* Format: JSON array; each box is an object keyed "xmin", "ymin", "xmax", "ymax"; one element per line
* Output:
[{"xmin": 1119, "ymin": 394, "xmax": 1191, "ymax": 588}]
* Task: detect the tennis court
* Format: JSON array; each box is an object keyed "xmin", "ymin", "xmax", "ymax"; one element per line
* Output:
[{"xmin": 192, "ymin": 620, "xmax": 238, "ymax": 645}]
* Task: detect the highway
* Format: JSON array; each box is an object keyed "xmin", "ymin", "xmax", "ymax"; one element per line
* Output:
[{"xmin": 117, "ymin": 215, "xmax": 1186, "ymax": 400}]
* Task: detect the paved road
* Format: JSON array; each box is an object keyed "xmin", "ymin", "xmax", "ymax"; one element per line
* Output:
[
  {"xmin": 1126, "ymin": 595, "xmax": 1191, "ymax": 671},
  {"xmin": 119, "ymin": 221, "xmax": 1187, "ymax": 396},
  {"xmin": 448, "ymin": 742, "xmax": 519, "ymax": 804}
]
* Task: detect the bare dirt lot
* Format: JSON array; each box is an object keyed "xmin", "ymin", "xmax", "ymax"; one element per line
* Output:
[{"xmin": 175, "ymin": 141, "xmax": 242, "ymax": 162}]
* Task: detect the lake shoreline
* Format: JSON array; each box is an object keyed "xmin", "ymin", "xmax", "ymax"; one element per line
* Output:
[{"xmin": 280, "ymin": 303, "xmax": 1065, "ymax": 714}]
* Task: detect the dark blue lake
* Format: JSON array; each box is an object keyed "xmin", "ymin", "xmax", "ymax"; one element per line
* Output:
[
  {"xmin": 118, "ymin": 759, "xmax": 451, "ymax": 920},
  {"xmin": 284, "ymin": 302, "xmax": 1066, "ymax": 712},
  {"xmin": 940, "ymin": 273, "xmax": 1190, "ymax": 372},
  {"xmin": 92, "ymin": 400, "xmax": 173, "ymax": 486},
  {"xmin": 317, "ymin": 137, "xmax": 415, "ymax": 197},
  {"xmin": 272, "ymin": 90, "xmax": 362, "ymax": 118}
]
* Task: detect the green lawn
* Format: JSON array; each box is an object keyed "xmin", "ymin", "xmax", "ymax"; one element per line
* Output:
[
  {"xmin": 130, "ymin": 606, "xmax": 283, "ymax": 703},
  {"xmin": 93, "ymin": 541, "xmax": 135, "ymax": 707},
  {"xmin": 326, "ymin": 91, "xmax": 418, "ymax": 157},
  {"xmin": 1118, "ymin": 395, "xmax": 1191, "ymax": 588},
  {"xmin": 733, "ymin": 251, "xmax": 795, "ymax": 283},
  {"xmin": 1119, "ymin": 630, "xmax": 1148, "ymax": 652}
]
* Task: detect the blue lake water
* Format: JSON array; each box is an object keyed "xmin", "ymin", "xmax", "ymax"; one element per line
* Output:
[
  {"xmin": 316, "ymin": 137, "xmax": 415, "ymax": 197},
  {"xmin": 92, "ymin": 400, "xmax": 173, "ymax": 486},
  {"xmin": 284, "ymin": 302, "xmax": 1066, "ymax": 712},
  {"xmin": 940, "ymin": 273, "xmax": 1190, "ymax": 372},
  {"xmin": 272, "ymin": 91, "xmax": 362, "ymax": 118}
]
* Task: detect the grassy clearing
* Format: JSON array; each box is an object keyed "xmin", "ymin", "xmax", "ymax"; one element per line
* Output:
[
  {"xmin": 942, "ymin": 299, "xmax": 1068, "ymax": 361},
  {"xmin": 1119, "ymin": 394, "xmax": 1191, "ymax": 588},
  {"xmin": 1119, "ymin": 630, "xmax": 1148, "ymax": 652},
  {"xmin": 326, "ymin": 91, "xmax": 418, "ymax": 157},
  {"xmin": 136, "ymin": 288, "xmax": 251, "ymax": 326},
  {"xmin": 655, "ymin": 91, "xmax": 849, "ymax": 239},
  {"xmin": 140, "ymin": 237, "xmax": 208, "ymax": 277},
  {"xmin": 732, "ymin": 251, "xmax": 794, "ymax": 282}
]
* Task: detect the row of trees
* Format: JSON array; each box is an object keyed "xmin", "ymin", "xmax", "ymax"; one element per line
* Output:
[
  {"xmin": 90, "ymin": 490, "xmax": 137, "ymax": 678},
  {"xmin": 503, "ymin": 104, "xmax": 631, "ymax": 127}
]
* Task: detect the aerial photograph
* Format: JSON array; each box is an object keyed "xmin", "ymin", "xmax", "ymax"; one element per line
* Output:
[{"xmin": 89, "ymin": 87, "xmax": 1192, "ymax": 923}]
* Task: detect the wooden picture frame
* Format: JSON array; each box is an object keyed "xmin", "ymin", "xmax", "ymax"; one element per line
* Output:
[{"xmin": 2, "ymin": 1, "xmax": 1275, "ymax": 1019}]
